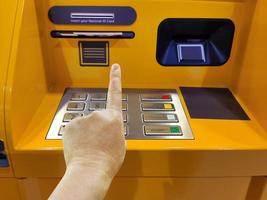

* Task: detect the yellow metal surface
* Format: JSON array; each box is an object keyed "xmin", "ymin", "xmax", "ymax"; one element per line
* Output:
[
  {"xmin": 2, "ymin": 0, "xmax": 267, "ymax": 179},
  {"xmin": 261, "ymin": 178, "xmax": 267, "ymax": 200},
  {"xmin": 1, "ymin": 0, "xmax": 267, "ymax": 199},
  {"xmin": 0, "ymin": 178, "xmax": 21, "ymax": 199},
  {"xmin": 0, "ymin": 0, "xmax": 18, "ymax": 177},
  {"xmin": 234, "ymin": 0, "xmax": 267, "ymax": 132},
  {"xmin": 18, "ymin": 177, "xmax": 250, "ymax": 200},
  {"xmin": 30, "ymin": 0, "xmax": 254, "ymax": 88},
  {"xmin": 105, "ymin": 177, "xmax": 250, "ymax": 200},
  {"xmin": 245, "ymin": 177, "xmax": 267, "ymax": 200},
  {"xmin": 11, "ymin": 87, "xmax": 267, "ymax": 151}
]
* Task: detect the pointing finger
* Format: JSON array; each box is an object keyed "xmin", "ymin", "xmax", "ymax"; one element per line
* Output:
[{"xmin": 106, "ymin": 63, "xmax": 122, "ymax": 112}]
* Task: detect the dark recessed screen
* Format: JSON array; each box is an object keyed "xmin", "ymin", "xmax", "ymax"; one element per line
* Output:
[{"xmin": 180, "ymin": 87, "xmax": 250, "ymax": 120}]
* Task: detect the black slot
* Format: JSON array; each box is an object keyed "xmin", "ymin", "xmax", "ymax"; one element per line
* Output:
[{"xmin": 51, "ymin": 31, "xmax": 135, "ymax": 39}]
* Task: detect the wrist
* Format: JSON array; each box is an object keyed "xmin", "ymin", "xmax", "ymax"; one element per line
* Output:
[
  {"xmin": 65, "ymin": 162, "xmax": 113, "ymax": 199},
  {"xmin": 66, "ymin": 153, "xmax": 120, "ymax": 179},
  {"xmin": 67, "ymin": 160, "xmax": 113, "ymax": 183}
]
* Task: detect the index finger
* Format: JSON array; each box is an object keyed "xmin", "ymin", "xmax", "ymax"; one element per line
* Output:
[{"xmin": 106, "ymin": 63, "xmax": 122, "ymax": 111}]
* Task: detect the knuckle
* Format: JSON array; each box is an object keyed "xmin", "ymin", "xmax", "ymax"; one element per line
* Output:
[
  {"xmin": 66, "ymin": 117, "xmax": 85, "ymax": 130},
  {"xmin": 109, "ymin": 88, "xmax": 122, "ymax": 94},
  {"xmin": 87, "ymin": 110, "xmax": 108, "ymax": 121},
  {"xmin": 110, "ymin": 111, "xmax": 122, "ymax": 123}
]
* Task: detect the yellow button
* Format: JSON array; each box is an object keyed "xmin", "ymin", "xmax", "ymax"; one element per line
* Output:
[{"xmin": 164, "ymin": 104, "xmax": 173, "ymax": 109}]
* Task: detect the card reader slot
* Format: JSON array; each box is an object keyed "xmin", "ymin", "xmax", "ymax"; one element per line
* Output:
[
  {"xmin": 51, "ymin": 31, "xmax": 135, "ymax": 39},
  {"xmin": 70, "ymin": 12, "xmax": 115, "ymax": 20}
]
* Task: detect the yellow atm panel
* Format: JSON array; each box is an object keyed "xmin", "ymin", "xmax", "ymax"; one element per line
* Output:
[
  {"xmin": 0, "ymin": 0, "xmax": 18, "ymax": 176},
  {"xmin": 1, "ymin": 0, "xmax": 267, "ymax": 199}
]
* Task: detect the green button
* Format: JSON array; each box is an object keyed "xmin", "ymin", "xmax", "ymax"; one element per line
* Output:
[{"xmin": 170, "ymin": 126, "xmax": 181, "ymax": 133}]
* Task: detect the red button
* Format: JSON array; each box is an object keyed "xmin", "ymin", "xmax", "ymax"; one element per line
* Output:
[{"xmin": 161, "ymin": 95, "xmax": 170, "ymax": 99}]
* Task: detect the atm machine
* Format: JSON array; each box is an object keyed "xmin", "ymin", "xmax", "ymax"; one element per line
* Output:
[{"xmin": 1, "ymin": 0, "xmax": 267, "ymax": 199}]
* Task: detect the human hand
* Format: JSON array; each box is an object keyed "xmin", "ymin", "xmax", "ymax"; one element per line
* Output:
[{"xmin": 62, "ymin": 63, "xmax": 126, "ymax": 179}]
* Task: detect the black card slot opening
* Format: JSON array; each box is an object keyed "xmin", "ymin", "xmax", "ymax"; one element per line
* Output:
[{"xmin": 51, "ymin": 31, "xmax": 135, "ymax": 39}]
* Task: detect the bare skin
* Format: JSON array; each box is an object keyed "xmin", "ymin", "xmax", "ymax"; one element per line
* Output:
[{"xmin": 49, "ymin": 64, "xmax": 126, "ymax": 200}]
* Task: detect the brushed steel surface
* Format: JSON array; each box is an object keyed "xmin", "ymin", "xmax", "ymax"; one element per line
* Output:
[{"xmin": 46, "ymin": 88, "xmax": 194, "ymax": 140}]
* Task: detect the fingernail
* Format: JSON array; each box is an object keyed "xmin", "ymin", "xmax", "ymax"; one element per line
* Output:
[{"xmin": 112, "ymin": 63, "xmax": 120, "ymax": 71}]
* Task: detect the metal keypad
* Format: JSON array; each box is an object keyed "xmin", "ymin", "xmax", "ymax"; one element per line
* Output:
[
  {"xmin": 70, "ymin": 93, "xmax": 87, "ymax": 101},
  {"xmin": 143, "ymin": 113, "xmax": 178, "ymax": 123},
  {"xmin": 144, "ymin": 125, "xmax": 182, "ymax": 136},
  {"xmin": 89, "ymin": 102, "xmax": 106, "ymax": 111},
  {"xmin": 124, "ymin": 125, "xmax": 128, "ymax": 136},
  {"xmin": 122, "ymin": 94, "xmax": 128, "ymax": 101},
  {"xmin": 141, "ymin": 103, "xmax": 175, "ymax": 111},
  {"xmin": 63, "ymin": 113, "xmax": 83, "ymax": 122},
  {"xmin": 67, "ymin": 102, "xmax": 85, "ymax": 111},
  {"xmin": 46, "ymin": 89, "xmax": 194, "ymax": 140},
  {"xmin": 123, "ymin": 112, "xmax": 127, "ymax": 123},
  {"xmin": 122, "ymin": 102, "xmax": 127, "ymax": 111},
  {"xmin": 90, "ymin": 93, "xmax": 107, "ymax": 101},
  {"xmin": 58, "ymin": 125, "xmax": 65, "ymax": 136},
  {"xmin": 141, "ymin": 94, "xmax": 172, "ymax": 101}
]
